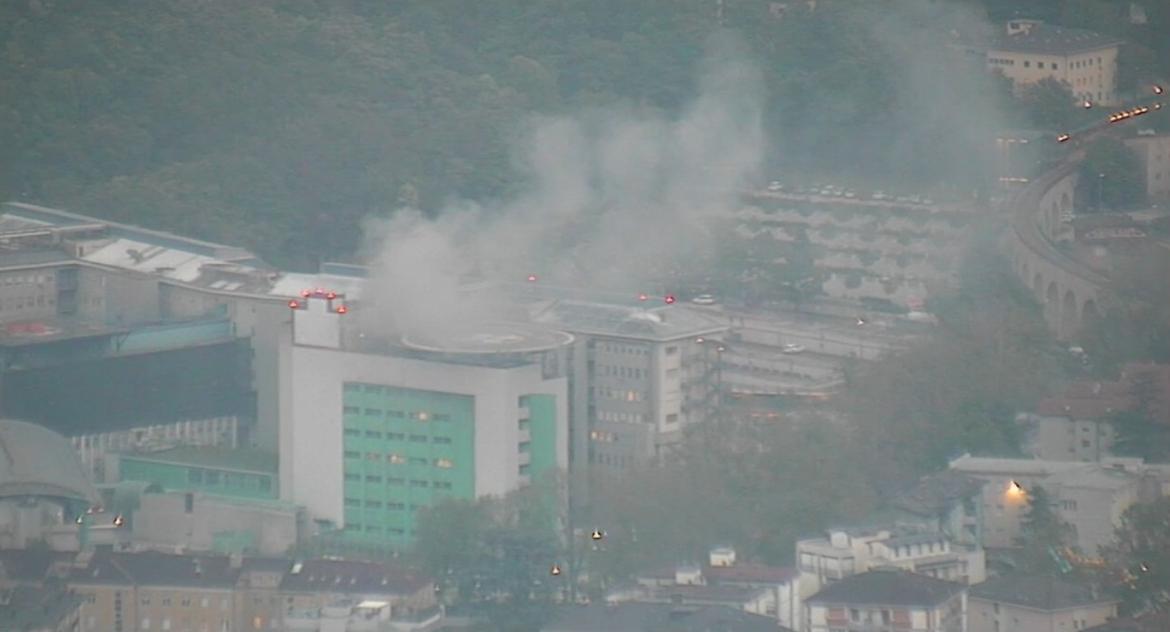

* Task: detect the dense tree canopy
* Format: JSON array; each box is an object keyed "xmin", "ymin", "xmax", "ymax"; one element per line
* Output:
[{"xmin": 5, "ymin": 0, "xmax": 1154, "ymax": 268}]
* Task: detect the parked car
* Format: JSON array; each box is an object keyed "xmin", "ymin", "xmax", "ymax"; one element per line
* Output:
[
  {"xmin": 781, "ymin": 343, "xmax": 806, "ymax": 354},
  {"xmin": 692, "ymin": 294, "xmax": 717, "ymax": 306}
]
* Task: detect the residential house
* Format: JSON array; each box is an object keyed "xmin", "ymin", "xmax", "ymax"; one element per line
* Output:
[
  {"xmin": 276, "ymin": 558, "xmax": 439, "ymax": 629},
  {"xmin": 796, "ymin": 524, "xmax": 985, "ymax": 615},
  {"xmin": 968, "ymin": 575, "xmax": 1118, "ymax": 632},
  {"xmin": 68, "ymin": 550, "xmax": 240, "ymax": 632},
  {"xmin": 1021, "ymin": 363, "xmax": 1170, "ymax": 462},
  {"xmin": 803, "ymin": 570, "xmax": 966, "ymax": 632}
]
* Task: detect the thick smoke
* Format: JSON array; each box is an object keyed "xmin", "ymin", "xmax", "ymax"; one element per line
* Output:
[{"xmin": 360, "ymin": 34, "xmax": 764, "ymax": 340}]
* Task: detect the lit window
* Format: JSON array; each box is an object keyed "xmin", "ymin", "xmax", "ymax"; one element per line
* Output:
[
  {"xmin": 388, "ymin": 454, "xmax": 406, "ymax": 464},
  {"xmin": 434, "ymin": 458, "xmax": 454, "ymax": 469}
]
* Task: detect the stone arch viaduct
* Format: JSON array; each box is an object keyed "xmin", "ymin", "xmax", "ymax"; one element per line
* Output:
[{"xmin": 1006, "ymin": 152, "xmax": 1111, "ymax": 341}]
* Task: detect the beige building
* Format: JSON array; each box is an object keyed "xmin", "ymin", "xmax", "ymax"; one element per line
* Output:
[
  {"xmin": 1124, "ymin": 133, "xmax": 1170, "ymax": 200},
  {"xmin": 969, "ymin": 575, "xmax": 1118, "ymax": 632},
  {"xmin": 795, "ymin": 524, "xmax": 984, "ymax": 630},
  {"xmin": 1022, "ymin": 363, "xmax": 1170, "ymax": 462},
  {"xmin": 986, "ymin": 20, "xmax": 1121, "ymax": 105},
  {"xmin": 948, "ymin": 455, "xmax": 1165, "ymax": 555},
  {"xmin": 804, "ymin": 570, "xmax": 966, "ymax": 632},
  {"xmin": 131, "ymin": 490, "xmax": 304, "ymax": 557},
  {"xmin": 60, "ymin": 550, "xmax": 437, "ymax": 632}
]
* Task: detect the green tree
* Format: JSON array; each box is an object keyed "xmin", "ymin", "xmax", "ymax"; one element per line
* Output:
[
  {"xmin": 1077, "ymin": 138, "xmax": 1145, "ymax": 212},
  {"xmin": 1100, "ymin": 498, "xmax": 1170, "ymax": 615},
  {"xmin": 1016, "ymin": 77, "xmax": 1093, "ymax": 130},
  {"xmin": 1015, "ymin": 485, "xmax": 1074, "ymax": 574}
]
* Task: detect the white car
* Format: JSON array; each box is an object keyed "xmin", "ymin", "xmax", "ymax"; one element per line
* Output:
[
  {"xmin": 767, "ymin": 181, "xmax": 784, "ymax": 192},
  {"xmin": 781, "ymin": 343, "xmax": 806, "ymax": 354},
  {"xmin": 691, "ymin": 294, "xmax": 717, "ymax": 306}
]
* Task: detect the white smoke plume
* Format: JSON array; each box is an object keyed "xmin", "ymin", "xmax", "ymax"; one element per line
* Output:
[{"xmin": 360, "ymin": 34, "xmax": 764, "ymax": 340}]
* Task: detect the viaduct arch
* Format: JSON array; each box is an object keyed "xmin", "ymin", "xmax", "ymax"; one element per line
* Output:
[{"xmin": 1006, "ymin": 153, "xmax": 1111, "ymax": 342}]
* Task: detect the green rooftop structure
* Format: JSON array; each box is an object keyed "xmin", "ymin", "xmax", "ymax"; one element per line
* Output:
[{"xmin": 113, "ymin": 446, "xmax": 278, "ymax": 499}]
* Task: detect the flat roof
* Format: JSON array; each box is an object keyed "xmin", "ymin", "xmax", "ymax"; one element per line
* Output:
[
  {"xmin": 401, "ymin": 322, "xmax": 574, "ymax": 354},
  {"xmin": 0, "ymin": 319, "xmax": 128, "ymax": 348},
  {"xmin": 531, "ymin": 299, "xmax": 727, "ymax": 341},
  {"xmin": 119, "ymin": 446, "xmax": 277, "ymax": 474}
]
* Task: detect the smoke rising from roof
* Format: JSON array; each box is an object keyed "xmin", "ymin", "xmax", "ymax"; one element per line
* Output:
[{"xmin": 360, "ymin": 34, "xmax": 764, "ymax": 340}]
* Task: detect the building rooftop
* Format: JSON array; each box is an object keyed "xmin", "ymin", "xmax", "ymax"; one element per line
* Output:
[
  {"xmin": 991, "ymin": 22, "xmax": 1122, "ymax": 55},
  {"xmin": 400, "ymin": 322, "xmax": 574, "ymax": 355},
  {"xmin": 970, "ymin": 575, "xmax": 1117, "ymax": 611},
  {"xmin": 883, "ymin": 531, "xmax": 949, "ymax": 549},
  {"xmin": 1035, "ymin": 363, "xmax": 1170, "ymax": 424},
  {"xmin": 807, "ymin": 570, "xmax": 965, "ymax": 607},
  {"xmin": 119, "ymin": 446, "xmax": 278, "ymax": 475},
  {"xmin": 544, "ymin": 604, "xmax": 785, "ymax": 632},
  {"xmin": 641, "ymin": 583, "xmax": 771, "ymax": 605},
  {"xmin": 891, "ymin": 470, "xmax": 985, "ymax": 517},
  {"xmin": 1048, "ymin": 465, "xmax": 1137, "ymax": 491},
  {"xmin": 1084, "ymin": 612, "xmax": 1170, "ymax": 632},
  {"xmin": 704, "ymin": 562, "xmax": 797, "ymax": 585},
  {"xmin": 530, "ymin": 299, "xmax": 726, "ymax": 341},
  {"xmin": 279, "ymin": 558, "xmax": 431, "ymax": 595},
  {"xmin": 0, "ymin": 419, "xmax": 99, "ymax": 502},
  {"xmin": 949, "ymin": 454, "xmax": 1086, "ymax": 477},
  {"xmin": 68, "ymin": 551, "xmax": 241, "ymax": 589}
]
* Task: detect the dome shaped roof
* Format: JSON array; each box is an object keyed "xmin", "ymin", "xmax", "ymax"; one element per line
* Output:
[{"xmin": 0, "ymin": 419, "xmax": 98, "ymax": 503}]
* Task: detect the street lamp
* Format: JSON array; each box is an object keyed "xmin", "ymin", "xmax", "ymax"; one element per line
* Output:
[{"xmin": 1097, "ymin": 173, "xmax": 1106, "ymax": 211}]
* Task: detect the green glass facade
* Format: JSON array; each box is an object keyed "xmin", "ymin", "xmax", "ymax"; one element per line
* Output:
[
  {"xmin": 340, "ymin": 382, "xmax": 476, "ymax": 550},
  {"xmin": 521, "ymin": 394, "xmax": 558, "ymax": 478},
  {"xmin": 117, "ymin": 451, "xmax": 277, "ymax": 499}
]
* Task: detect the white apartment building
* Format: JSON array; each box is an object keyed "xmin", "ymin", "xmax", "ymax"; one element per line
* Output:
[{"xmin": 804, "ymin": 570, "xmax": 966, "ymax": 632}]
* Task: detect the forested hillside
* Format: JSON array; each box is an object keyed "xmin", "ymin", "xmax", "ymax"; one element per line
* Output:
[{"xmin": 2, "ymin": 0, "xmax": 1167, "ymax": 268}]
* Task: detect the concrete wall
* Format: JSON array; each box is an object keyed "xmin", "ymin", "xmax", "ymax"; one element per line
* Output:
[
  {"xmin": 1022, "ymin": 414, "xmax": 1114, "ymax": 462},
  {"xmin": 132, "ymin": 491, "xmax": 300, "ymax": 556}
]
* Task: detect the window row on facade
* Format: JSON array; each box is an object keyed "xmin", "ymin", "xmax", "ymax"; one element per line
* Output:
[
  {"xmin": 341, "ymin": 406, "xmax": 452, "ymax": 422},
  {"xmin": 342, "ymin": 455, "xmax": 455, "ymax": 469},
  {"xmin": 343, "ymin": 428, "xmax": 454, "ymax": 444}
]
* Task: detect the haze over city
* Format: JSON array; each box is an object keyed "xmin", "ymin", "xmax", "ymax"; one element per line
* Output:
[{"xmin": 0, "ymin": 1, "xmax": 1167, "ymax": 631}]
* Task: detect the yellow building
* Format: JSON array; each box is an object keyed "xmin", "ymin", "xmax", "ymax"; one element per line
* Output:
[
  {"xmin": 69, "ymin": 551, "xmax": 239, "ymax": 632},
  {"xmin": 986, "ymin": 20, "xmax": 1122, "ymax": 105},
  {"xmin": 63, "ymin": 550, "xmax": 437, "ymax": 632}
]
